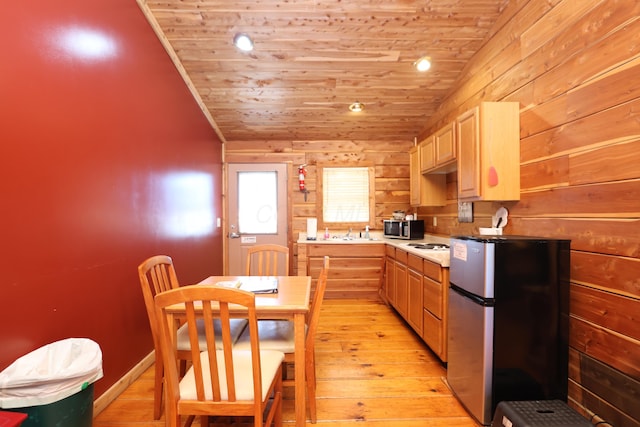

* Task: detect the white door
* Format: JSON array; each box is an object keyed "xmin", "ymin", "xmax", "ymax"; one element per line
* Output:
[{"xmin": 227, "ymin": 163, "xmax": 288, "ymax": 275}]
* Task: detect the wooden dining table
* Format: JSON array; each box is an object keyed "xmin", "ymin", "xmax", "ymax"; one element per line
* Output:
[{"xmin": 167, "ymin": 275, "xmax": 311, "ymax": 427}]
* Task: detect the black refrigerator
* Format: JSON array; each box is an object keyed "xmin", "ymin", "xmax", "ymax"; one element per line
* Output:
[{"xmin": 446, "ymin": 235, "xmax": 571, "ymax": 425}]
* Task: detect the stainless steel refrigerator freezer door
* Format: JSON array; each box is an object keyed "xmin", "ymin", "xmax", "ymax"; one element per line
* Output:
[
  {"xmin": 447, "ymin": 286, "xmax": 494, "ymax": 425},
  {"xmin": 450, "ymin": 238, "xmax": 495, "ymax": 298}
]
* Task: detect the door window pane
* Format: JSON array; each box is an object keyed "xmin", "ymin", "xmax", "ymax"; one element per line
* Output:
[{"xmin": 238, "ymin": 171, "xmax": 278, "ymax": 234}]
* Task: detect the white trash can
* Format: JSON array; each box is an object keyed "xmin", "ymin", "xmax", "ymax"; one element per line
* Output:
[{"xmin": 0, "ymin": 338, "xmax": 103, "ymax": 427}]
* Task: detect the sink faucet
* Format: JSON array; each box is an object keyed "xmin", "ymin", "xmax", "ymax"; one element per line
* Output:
[{"xmin": 345, "ymin": 228, "xmax": 353, "ymax": 239}]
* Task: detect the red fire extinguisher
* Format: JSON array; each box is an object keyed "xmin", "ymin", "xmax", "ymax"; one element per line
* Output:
[{"xmin": 298, "ymin": 164, "xmax": 307, "ymax": 191}]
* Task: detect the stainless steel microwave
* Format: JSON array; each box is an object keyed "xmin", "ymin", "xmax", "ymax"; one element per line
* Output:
[{"xmin": 383, "ymin": 219, "xmax": 424, "ymax": 239}]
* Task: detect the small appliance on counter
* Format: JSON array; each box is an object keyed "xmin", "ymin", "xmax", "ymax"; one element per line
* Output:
[
  {"xmin": 306, "ymin": 218, "xmax": 318, "ymax": 240},
  {"xmin": 383, "ymin": 219, "xmax": 424, "ymax": 239}
]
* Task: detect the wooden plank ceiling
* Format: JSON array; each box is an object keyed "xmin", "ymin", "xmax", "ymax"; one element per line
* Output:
[{"xmin": 140, "ymin": 0, "xmax": 509, "ymax": 143}]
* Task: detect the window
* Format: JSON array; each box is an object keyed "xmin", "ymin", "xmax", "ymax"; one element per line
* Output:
[
  {"xmin": 317, "ymin": 165, "xmax": 375, "ymax": 229},
  {"xmin": 237, "ymin": 171, "xmax": 278, "ymax": 234}
]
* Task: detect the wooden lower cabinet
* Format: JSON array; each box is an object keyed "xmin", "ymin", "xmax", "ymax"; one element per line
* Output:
[
  {"xmin": 384, "ymin": 245, "xmax": 396, "ymax": 304},
  {"xmin": 407, "ymin": 258, "xmax": 423, "ymax": 335},
  {"xmin": 300, "ymin": 242, "xmax": 449, "ymax": 361},
  {"xmin": 385, "ymin": 259, "xmax": 395, "ymax": 305},
  {"xmin": 423, "ymin": 277, "xmax": 443, "ymax": 317},
  {"xmin": 422, "ymin": 259, "xmax": 449, "ymax": 362},
  {"xmin": 394, "ymin": 249, "xmax": 409, "ymax": 318},
  {"xmin": 384, "ymin": 248, "xmax": 449, "ymax": 362},
  {"xmin": 423, "ymin": 310, "xmax": 443, "ymax": 357}
]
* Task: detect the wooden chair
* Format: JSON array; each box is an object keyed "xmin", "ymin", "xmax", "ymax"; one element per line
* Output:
[
  {"xmin": 137, "ymin": 255, "xmax": 247, "ymax": 419},
  {"xmin": 234, "ymin": 256, "xmax": 330, "ymax": 423},
  {"xmin": 138, "ymin": 255, "xmax": 180, "ymax": 420},
  {"xmin": 245, "ymin": 244, "xmax": 290, "ymax": 276},
  {"xmin": 154, "ymin": 285, "xmax": 284, "ymax": 427}
]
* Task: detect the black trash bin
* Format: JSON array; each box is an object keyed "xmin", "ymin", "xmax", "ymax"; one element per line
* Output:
[{"xmin": 0, "ymin": 338, "xmax": 103, "ymax": 427}]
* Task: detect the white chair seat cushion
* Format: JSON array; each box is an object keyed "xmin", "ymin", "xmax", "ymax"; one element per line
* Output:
[
  {"xmin": 234, "ymin": 320, "xmax": 302, "ymax": 353},
  {"xmin": 180, "ymin": 350, "xmax": 284, "ymax": 401},
  {"xmin": 176, "ymin": 319, "xmax": 248, "ymax": 351}
]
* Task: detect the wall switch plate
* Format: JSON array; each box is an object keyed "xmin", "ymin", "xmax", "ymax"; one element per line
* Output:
[{"xmin": 458, "ymin": 201, "xmax": 474, "ymax": 223}]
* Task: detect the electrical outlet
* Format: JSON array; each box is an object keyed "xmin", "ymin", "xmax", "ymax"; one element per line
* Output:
[{"xmin": 433, "ymin": 216, "xmax": 437, "ymax": 227}]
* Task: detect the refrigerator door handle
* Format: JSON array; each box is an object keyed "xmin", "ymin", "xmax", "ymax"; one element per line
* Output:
[{"xmin": 450, "ymin": 283, "xmax": 495, "ymax": 306}]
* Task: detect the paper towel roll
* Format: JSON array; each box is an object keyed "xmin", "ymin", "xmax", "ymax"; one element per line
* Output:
[{"xmin": 306, "ymin": 218, "xmax": 318, "ymax": 240}]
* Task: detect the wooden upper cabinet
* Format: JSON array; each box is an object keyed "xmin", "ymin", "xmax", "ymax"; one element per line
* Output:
[
  {"xmin": 409, "ymin": 146, "xmax": 421, "ymax": 207},
  {"xmin": 419, "ymin": 136, "xmax": 436, "ymax": 173},
  {"xmin": 434, "ymin": 122, "xmax": 456, "ymax": 166},
  {"xmin": 456, "ymin": 108, "xmax": 480, "ymax": 199},
  {"xmin": 420, "ymin": 124, "xmax": 456, "ymax": 174},
  {"xmin": 411, "ymin": 141, "xmax": 446, "ymax": 207},
  {"xmin": 456, "ymin": 102, "xmax": 521, "ymax": 201}
]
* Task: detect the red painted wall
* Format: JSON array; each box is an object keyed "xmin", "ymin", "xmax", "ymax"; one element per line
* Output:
[{"xmin": 0, "ymin": 0, "xmax": 224, "ymax": 398}]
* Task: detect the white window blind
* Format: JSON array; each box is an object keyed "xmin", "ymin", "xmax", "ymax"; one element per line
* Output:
[{"xmin": 322, "ymin": 167, "xmax": 370, "ymax": 223}]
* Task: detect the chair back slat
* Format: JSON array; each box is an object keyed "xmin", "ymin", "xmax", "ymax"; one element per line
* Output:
[
  {"xmin": 218, "ymin": 301, "xmax": 237, "ymax": 401},
  {"xmin": 204, "ymin": 305, "xmax": 223, "ymax": 401},
  {"xmin": 184, "ymin": 300, "xmax": 207, "ymax": 400}
]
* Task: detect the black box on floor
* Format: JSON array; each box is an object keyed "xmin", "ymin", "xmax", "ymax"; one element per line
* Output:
[{"xmin": 492, "ymin": 400, "xmax": 591, "ymax": 427}]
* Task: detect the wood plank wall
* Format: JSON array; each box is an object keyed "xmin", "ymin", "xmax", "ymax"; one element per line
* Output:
[
  {"xmin": 226, "ymin": 1, "xmax": 639, "ymax": 425},
  {"xmin": 415, "ymin": 1, "xmax": 640, "ymax": 426},
  {"xmin": 224, "ymin": 139, "xmax": 414, "ymax": 270}
]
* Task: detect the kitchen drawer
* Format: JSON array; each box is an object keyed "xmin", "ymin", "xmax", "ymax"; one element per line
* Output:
[
  {"xmin": 385, "ymin": 245, "xmax": 396, "ymax": 258},
  {"xmin": 395, "ymin": 248, "xmax": 408, "ymax": 264},
  {"xmin": 408, "ymin": 253, "xmax": 423, "ymax": 271},
  {"xmin": 423, "ymin": 259, "xmax": 442, "ymax": 282},
  {"xmin": 423, "ymin": 309, "xmax": 443, "ymax": 358},
  {"xmin": 423, "ymin": 277, "xmax": 443, "ymax": 318}
]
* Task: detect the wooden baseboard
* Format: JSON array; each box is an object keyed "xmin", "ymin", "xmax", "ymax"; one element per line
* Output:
[{"xmin": 93, "ymin": 351, "xmax": 155, "ymax": 416}]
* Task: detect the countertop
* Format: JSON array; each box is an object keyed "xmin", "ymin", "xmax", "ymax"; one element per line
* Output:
[{"xmin": 298, "ymin": 233, "xmax": 451, "ymax": 267}]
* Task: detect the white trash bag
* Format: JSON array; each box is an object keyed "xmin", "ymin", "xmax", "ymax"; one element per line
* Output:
[{"xmin": 0, "ymin": 338, "xmax": 103, "ymax": 409}]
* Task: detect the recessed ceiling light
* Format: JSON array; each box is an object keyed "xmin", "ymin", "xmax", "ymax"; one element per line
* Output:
[
  {"xmin": 413, "ymin": 56, "xmax": 432, "ymax": 72},
  {"xmin": 233, "ymin": 33, "xmax": 253, "ymax": 52},
  {"xmin": 349, "ymin": 101, "xmax": 365, "ymax": 112}
]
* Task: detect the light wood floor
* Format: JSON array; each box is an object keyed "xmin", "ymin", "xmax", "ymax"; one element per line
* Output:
[{"xmin": 94, "ymin": 299, "xmax": 480, "ymax": 426}]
